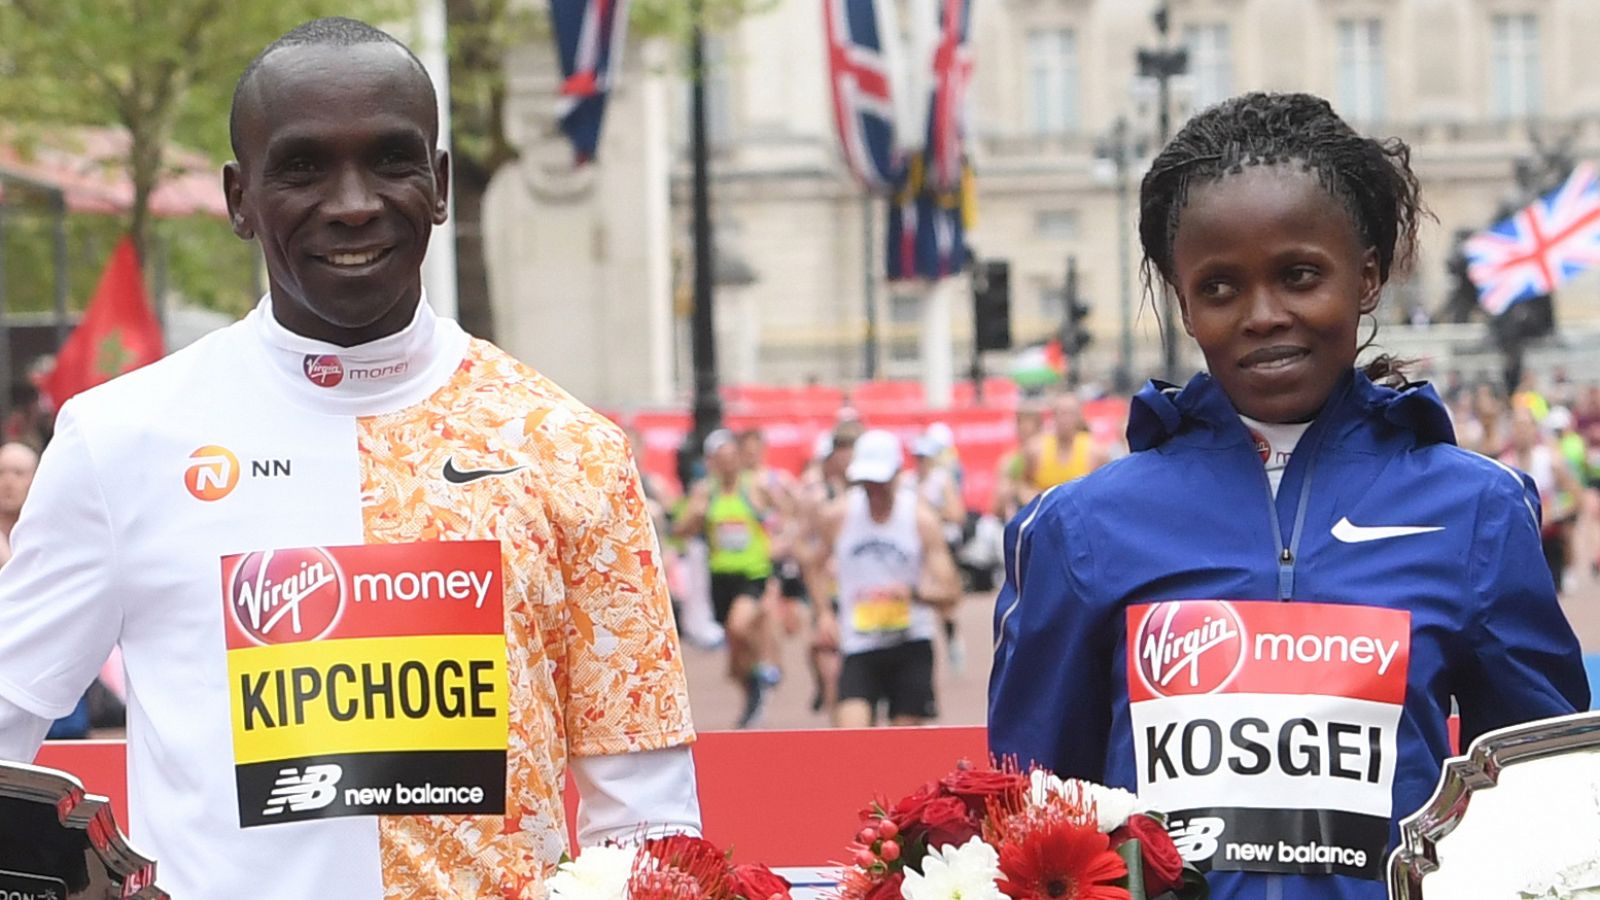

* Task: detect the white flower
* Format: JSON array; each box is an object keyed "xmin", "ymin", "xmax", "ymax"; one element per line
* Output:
[
  {"xmin": 1071, "ymin": 780, "xmax": 1142, "ymax": 833},
  {"xmin": 546, "ymin": 845, "xmax": 636, "ymax": 900},
  {"xmin": 1028, "ymin": 769, "xmax": 1066, "ymax": 805},
  {"xmin": 1029, "ymin": 772, "xmax": 1143, "ymax": 833},
  {"xmin": 901, "ymin": 836, "xmax": 1004, "ymax": 900}
]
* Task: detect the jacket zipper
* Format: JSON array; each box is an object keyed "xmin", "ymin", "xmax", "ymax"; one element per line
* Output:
[{"xmin": 1260, "ymin": 430, "xmax": 1321, "ymax": 601}]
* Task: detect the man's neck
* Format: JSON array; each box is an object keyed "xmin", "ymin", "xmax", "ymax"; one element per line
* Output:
[
  {"xmin": 864, "ymin": 486, "xmax": 895, "ymax": 522},
  {"xmin": 0, "ymin": 513, "xmax": 19, "ymax": 538}
]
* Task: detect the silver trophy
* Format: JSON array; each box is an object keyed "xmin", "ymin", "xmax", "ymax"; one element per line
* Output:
[
  {"xmin": 1389, "ymin": 710, "xmax": 1600, "ymax": 899},
  {"xmin": 0, "ymin": 760, "xmax": 165, "ymax": 899}
]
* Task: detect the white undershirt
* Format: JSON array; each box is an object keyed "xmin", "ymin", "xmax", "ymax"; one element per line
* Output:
[{"xmin": 1239, "ymin": 415, "xmax": 1312, "ymax": 497}]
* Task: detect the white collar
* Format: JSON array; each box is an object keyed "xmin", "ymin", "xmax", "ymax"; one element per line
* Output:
[{"xmin": 246, "ymin": 292, "xmax": 470, "ymax": 416}]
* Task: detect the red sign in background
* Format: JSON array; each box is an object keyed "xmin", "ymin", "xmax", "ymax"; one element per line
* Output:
[
  {"xmin": 617, "ymin": 380, "xmax": 1130, "ymax": 515},
  {"xmin": 38, "ymin": 727, "xmax": 986, "ymax": 866}
]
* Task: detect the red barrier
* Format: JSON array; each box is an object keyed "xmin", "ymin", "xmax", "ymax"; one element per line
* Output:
[
  {"xmin": 36, "ymin": 726, "xmax": 986, "ymax": 866},
  {"xmin": 34, "ymin": 719, "xmax": 1461, "ymax": 866}
]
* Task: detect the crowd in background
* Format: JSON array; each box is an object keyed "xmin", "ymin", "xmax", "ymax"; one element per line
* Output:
[{"xmin": 628, "ymin": 364, "xmax": 1600, "ymax": 729}]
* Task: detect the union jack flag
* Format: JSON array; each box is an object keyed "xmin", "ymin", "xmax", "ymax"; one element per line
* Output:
[
  {"xmin": 549, "ymin": 0, "xmax": 631, "ymax": 163},
  {"xmin": 925, "ymin": 0, "xmax": 973, "ymax": 192},
  {"xmin": 824, "ymin": 0, "xmax": 902, "ymax": 190},
  {"xmin": 1464, "ymin": 163, "xmax": 1600, "ymax": 315},
  {"xmin": 886, "ymin": 152, "xmax": 972, "ymax": 281}
]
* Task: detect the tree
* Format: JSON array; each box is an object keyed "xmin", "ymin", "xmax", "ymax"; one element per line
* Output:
[
  {"xmin": 443, "ymin": 0, "xmax": 772, "ymax": 340},
  {"xmin": 0, "ymin": 0, "xmax": 403, "ymax": 265}
]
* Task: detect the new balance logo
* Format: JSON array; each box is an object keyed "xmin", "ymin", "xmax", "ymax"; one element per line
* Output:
[{"xmin": 262, "ymin": 764, "xmax": 342, "ymax": 816}]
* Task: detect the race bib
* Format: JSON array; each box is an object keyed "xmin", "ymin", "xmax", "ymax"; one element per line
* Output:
[
  {"xmin": 1126, "ymin": 600, "xmax": 1411, "ymax": 881},
  {"xmin": 222, "ymin": 541, "xmax": 509, "ymax": 827},
  {"xmin": 851, "ymin": 586, "xmax": 913, "ymax": 634},
  {"xmin": 715, "ymin": 520, "xmax": 752, "ymax": 552}
]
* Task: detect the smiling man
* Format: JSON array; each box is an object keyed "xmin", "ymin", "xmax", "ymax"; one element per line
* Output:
[{"xmin": 0, "ymin": 18, "xmax": 700, "ymax": 898}]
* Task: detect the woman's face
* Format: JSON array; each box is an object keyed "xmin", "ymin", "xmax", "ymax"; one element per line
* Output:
[{"xmin": 1171, "ymin": 165, "xmax": 1381, "ymax": 423}]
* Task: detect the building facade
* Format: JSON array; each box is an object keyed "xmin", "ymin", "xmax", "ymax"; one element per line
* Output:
[{"xmin": 658, "ymin": 0, "xmax": 1600, "ymax": 394}]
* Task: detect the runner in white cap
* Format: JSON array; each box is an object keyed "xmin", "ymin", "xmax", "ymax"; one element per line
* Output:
[{"xmin": 805, "ymin": 430, "xmax": 961, "ymax": 727}]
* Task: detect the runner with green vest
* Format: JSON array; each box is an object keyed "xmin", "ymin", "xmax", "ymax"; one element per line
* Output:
[{"xmin": 675, "ymin": 429, "xmax": 780, "ymax": 728}]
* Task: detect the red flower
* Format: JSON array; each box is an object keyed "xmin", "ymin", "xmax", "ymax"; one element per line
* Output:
[
  {"xmin": 889, "ymin": 782, "xmax": 945, "ymax": 831},
  {"xmin": 637, "ymin": 835, "xmax": 735, "ymax": 900},
  {"xmin": 917, "ymin": 796, "xmax": 982, "ymax": 850},
  {"xmin": 942, "ymin": 768, "xmax": 1029, "ymax": 819},
  {"xmin": 864, "ymin": 872, "xmax": 905, "ymax": 900},
  {"xmin": 1124, "ymin": 815, "xmax": 1184, "ymax": 896},
  {"xmin": 731, "ymin": 863, "xmax": 792, "ymax": 900},
  {"xmin": 997, "ymin": 816, "xmax": 1129, "ymax": 900}
]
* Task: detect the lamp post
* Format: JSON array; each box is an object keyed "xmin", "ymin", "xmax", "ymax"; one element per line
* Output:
[
  {"xmin": 688, "ymin": 1, "xmax": 722, "ymax": 454},
  {"xmin": 1137, "ymin": 2, "xmax": 1187, "ymax": 383}
]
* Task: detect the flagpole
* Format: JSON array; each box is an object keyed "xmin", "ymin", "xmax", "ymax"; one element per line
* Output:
[
  {"xmin": 862, "ymin": 193, "xmax": 878, "ymax": 379},
  {"xmin": 688, "ymin": 0, "xmax": 722, "ymax": 454}
]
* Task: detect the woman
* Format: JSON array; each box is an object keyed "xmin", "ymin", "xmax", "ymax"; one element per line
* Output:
[{"xmin": 989, "ymin": 93, "xmax": 1588, "ymax": 900}]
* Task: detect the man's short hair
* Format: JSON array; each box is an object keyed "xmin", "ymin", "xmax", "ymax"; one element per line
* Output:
[{"xmin": 228, "ymin": 17, "xmax": 435, "ymax": 161}]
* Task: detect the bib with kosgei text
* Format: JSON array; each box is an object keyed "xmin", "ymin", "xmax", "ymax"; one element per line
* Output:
[
  {"xmin": 222, "ymin": 540, "xmax": 508, "ymax": 827},
  {"xmin": 1126, "ymin": 600, "xmax": 1410, "ymax": 881}
]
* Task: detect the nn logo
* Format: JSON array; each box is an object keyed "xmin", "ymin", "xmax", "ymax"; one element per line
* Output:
[
  {"xmin": 184, "ymin": 445, "xmax": 239, "ymax": 501},
  {"xmin": 183, "ymin": 445, "xmax": 291, "ymax": 501},
  {"xmin": 263, "ymin": 763, "xmax": 342, "ymax": 816}
]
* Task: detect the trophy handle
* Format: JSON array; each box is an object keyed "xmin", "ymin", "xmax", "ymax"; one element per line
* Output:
[
  {"xmin": 0, "ymin": 759, "xmax": 166, "ymax": 899},
  {"xmin": 1388, "ymin": 710, "xmax": 1600, "ymax": 899}
]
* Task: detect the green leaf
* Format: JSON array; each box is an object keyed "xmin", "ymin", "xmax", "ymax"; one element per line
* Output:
[{"xmin": 1117, "ymin": 839, "xmax": 1149, "ymax": 900}]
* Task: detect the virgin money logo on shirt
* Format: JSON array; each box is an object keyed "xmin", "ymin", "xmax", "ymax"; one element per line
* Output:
[
  {"xmin": 1134, "ymin": 600, "xmax": 1245, "ymax": 697},
  {"xmin": 302, "ymin": 354, "xmax": 411, "ymax": 388},
  {"xmin": 228, "ymin": 547, "xmax": 345, "ymax": 645},
  {"xmin": 303, "ymin": 354, "xmax": 344, "ymax": 387}
]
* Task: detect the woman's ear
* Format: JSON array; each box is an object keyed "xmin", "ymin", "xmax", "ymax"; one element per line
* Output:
[{"xmin": 1358, "ymin": 247, "xmax": 1382, "ymax": 315}]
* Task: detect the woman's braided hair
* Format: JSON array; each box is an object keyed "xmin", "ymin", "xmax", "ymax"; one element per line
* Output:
[{"xmin": 1137, "ymin": 92, "xmax": 1428, "ymax": 384}]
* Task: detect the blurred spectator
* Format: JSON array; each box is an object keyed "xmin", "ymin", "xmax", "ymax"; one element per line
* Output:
[
  {"xmin": 1500, "ymin": 406, "xmax": 1581, "ymax": 592},
  {"xmin": 1020, "ymin": 392, "xmax": 1109, "ymax": 504},
  {"xmin": 0, "ymin": 442, "xmax": 39, "ymax": 568}
]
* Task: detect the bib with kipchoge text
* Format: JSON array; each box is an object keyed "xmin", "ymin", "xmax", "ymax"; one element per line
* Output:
[{"xmin": 222, "ymin": 540, "xmax": 509, "ymax": 827}]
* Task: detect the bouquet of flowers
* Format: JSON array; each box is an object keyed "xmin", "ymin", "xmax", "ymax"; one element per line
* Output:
[
  {"xmin": 833, "ymin": 762, "xmax": 1208, "ymax": 900},
  {"xmin": 549, "ymin": 834, "xmax": 794, "ymax": 900}
]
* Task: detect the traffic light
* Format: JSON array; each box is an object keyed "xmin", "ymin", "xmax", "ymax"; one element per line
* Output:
[
  {"xmin": 973, "ymin": 259, "xmax": 1011, "ymax": 351},
  {"xmin": 1060, "ymin": 257, "xmax": 1093, "ymax": 356}
]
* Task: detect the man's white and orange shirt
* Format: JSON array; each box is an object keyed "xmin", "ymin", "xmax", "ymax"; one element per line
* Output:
[{"xmin": 0, "ymin": 297, "xmax": 697, "ymax": 897}]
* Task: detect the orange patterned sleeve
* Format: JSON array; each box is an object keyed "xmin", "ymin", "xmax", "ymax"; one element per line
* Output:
[{"xmin": 548, "ymin": 419, "xmax": 696, "ymax": 757}]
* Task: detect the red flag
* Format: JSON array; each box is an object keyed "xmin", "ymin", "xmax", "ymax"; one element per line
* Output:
[{"xmin": 41, "ymin": 236, "xmax": 164, "ymax": 409}]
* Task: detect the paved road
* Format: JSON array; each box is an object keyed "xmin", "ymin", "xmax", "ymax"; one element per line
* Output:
[{"xmin": 682, "ymin": 577, "xmax": 1600, "ymax": 733}]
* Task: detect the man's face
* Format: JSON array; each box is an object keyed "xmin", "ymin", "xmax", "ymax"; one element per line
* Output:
[
  {"xmin": 0, "ymin": 444, "xmax": 38, "ymax": 518},
  {"xmin": 225, "ymin": 43, "xmax": 448, "ymax": 346}
]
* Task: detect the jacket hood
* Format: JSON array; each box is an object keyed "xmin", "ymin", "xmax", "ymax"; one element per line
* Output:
[{"xmin": 1127, "ymin": 369, "xmax": 1457, "ymax": 452}]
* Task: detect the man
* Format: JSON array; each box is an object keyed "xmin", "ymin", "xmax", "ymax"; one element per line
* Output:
[
  {"xmin": 0, "ymin": 441, "xmax": 38, "ymax": 566},
  {"xmin": 0, "ymin": 19, "xmax": 697, "ymax": 898},
  {"xmin": 807, "ymin": 430, "xmax": 960, "ymax": 728},
  {"xmin": 1020, "ymin": 391, "xmax": 1108, "ymax": 503},
  {"xmin": 675, "ymin": 429, "xmax": 779, "ymax": 728},
  {"xmin": 795, "ymin": 421, "xmax": 861, "ymax": 715}
]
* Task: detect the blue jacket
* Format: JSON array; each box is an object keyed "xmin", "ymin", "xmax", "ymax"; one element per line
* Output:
[{"xmin": 989, "ymin": 371, "xmax": 1588, "ymax": 900}]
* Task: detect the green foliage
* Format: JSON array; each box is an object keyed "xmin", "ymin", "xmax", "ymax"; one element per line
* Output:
[{"xmin": 0, "ymin": 0, "xmax": 403, "ymax": 316}]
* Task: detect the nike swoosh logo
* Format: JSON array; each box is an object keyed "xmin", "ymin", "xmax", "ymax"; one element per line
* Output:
[
  {"xmin": 1331, "ymin": 516, "xmax": 1444, "ymax": 543},
  {"xmin": 442, "ymin": 458, "xmax": 527, "ymax": 484}
]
